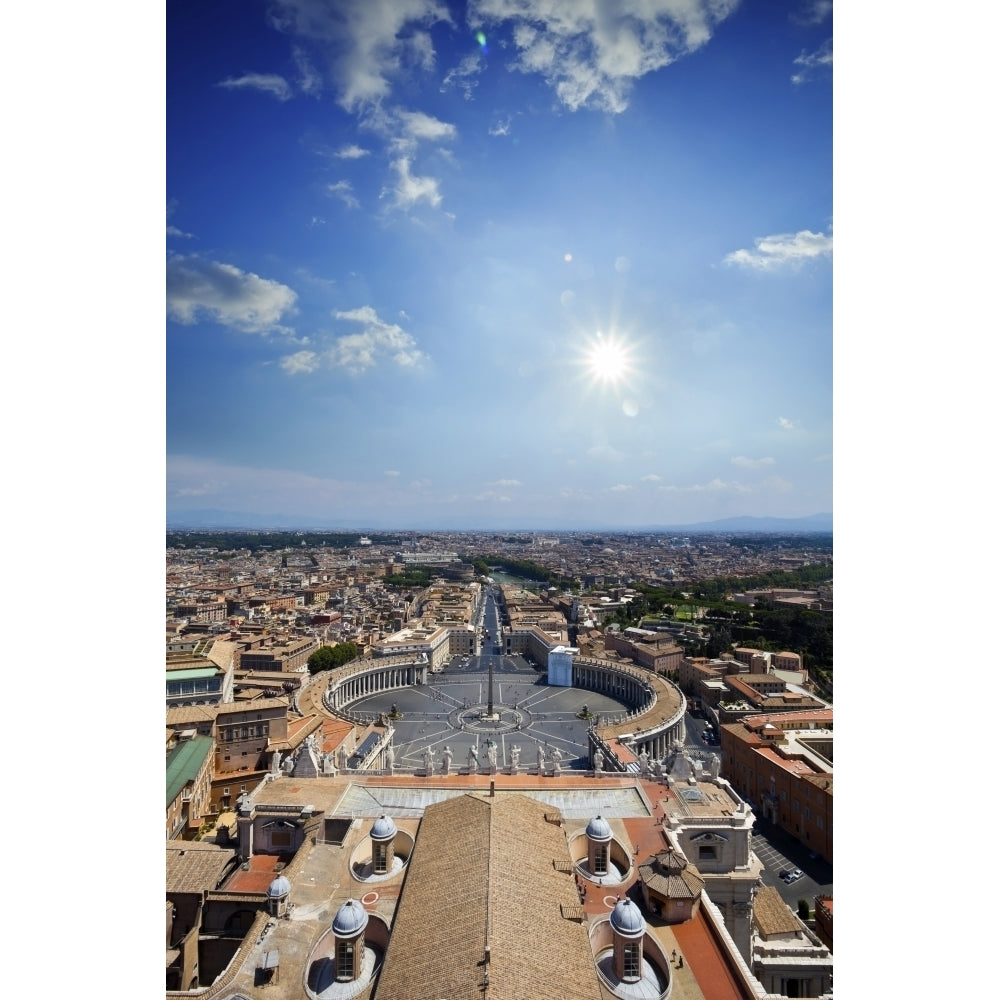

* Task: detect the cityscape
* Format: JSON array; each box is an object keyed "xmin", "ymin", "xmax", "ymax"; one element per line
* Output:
[
  {"xmin": 166, "ymin": 2, "xmax": 837, "ymax": 998},
  {"xmin": 166, "ymin": 527, "xmax": 834, "ymax": 999}
]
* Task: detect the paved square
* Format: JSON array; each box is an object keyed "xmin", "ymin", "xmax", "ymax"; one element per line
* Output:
[{"xmin": 345, "ymin": 653, "xmax": 633, "ymax": 770}]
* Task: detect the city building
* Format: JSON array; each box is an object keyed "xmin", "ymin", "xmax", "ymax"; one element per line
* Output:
[
  {"xmin": 750, "ymin": 886, "xmax": 833, "ymax": 997},
  {"xmin": 170, "ymin": 763, "xmax": 808, "ymax": 1000},
  {"xmin": 719, "ymin": 711, "xmax": 833, "ymax": 862},
  {"xmin": 166, "ymin": 734, "xmax": 215, "ymax": 840},
  {"xmin": 166, "ymin": 646, "xmax": 234, "ymax": 708}
]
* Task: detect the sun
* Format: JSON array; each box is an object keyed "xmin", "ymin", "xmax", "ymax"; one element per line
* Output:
[{"xmin": 584, "ymin": 332, "xmax": 633, "ymax": 386}]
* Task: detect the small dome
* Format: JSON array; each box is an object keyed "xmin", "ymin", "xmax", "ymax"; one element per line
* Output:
[
  {"xmin": 370, "ymin": 814, "xmax": 397, "ymax": 841},
  {"xmin": 586, "ymin": 815, "xmax": 613, "ymax": 842},
  {"xmin": 266, "ymin": 874, "xmax": 291, "ymax": 898},
  {"xmin": 610, "ymin": 897, "xmax": 646, "ymax": 939},
  {"xmin": 332, "ymin": 898, "xmax": 369, "ymax": 937}
]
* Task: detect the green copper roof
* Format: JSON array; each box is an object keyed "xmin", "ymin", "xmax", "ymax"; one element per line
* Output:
[
  {"xmin": 167, "ymin": 667, "xmax": 219, "ymax": 682},
  {"xmin": 166, "ymin": 735, "xmax": 214, "ymax": 807}
]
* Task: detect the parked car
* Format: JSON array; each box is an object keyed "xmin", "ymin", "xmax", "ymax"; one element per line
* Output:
[{"xmin": 782, "ymin": 869, "xmax": 803, "ymax": 884}]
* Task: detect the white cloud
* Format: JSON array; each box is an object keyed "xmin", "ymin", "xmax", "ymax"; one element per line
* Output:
[
  {"xmin": 329, "ymin": 305, "xmax": 427, "ymax": 373},
  {"xmin": 468, "ymin": 0, "xmax": 740, "ymax": 113},
  {"xmin": 166, "ymin": 255, "xmax": 298, "ymax": 334},
  {"xmin": 490, "ymin": 479, "xmax": 523, "ymax": 487},
  {"xmin": 658, "ymin": 478, "xmax": 751, "ymax": 495},
  {"xmin": 382, "ymin": 157, "xmax": 443, "ymax": 210},
  {"xmin": 791, "ymin": 38, "xmax": 832, "ymax": 85},
  {"xmin": 268, "ymin": 0, "xmax": 452, "ymax": 112},
  {"xmin": 640, "ymin": 474, "xmax": 661, "ymax": 483},
  {"xmin": 396, "ymin": 109, "xmax": 457, "ymax": 143},
  {"xmin": 361, "ymin": 105, "xmax": 458, "ymax": 158},
  {"xmin": 475, "ymin": 489, "xmax": 512, "ymax": 502},
  {"xmin": 731, "ymin": 456, "xmax": 776, "ymax": 469},
  {"xmin": 277, "ymin": 308, "xmax": 427, "ymax": 375},
  {"xmin": 166, "ymin": 201, "xmax": 194, "ymax": 239},
  {"xmin": 792, "ymin": 1, "xmax": 832, "ymax": 26},
  {"xmin": 280, "ymin": 350, "xmax": 320, "ymax": 374},
  {"xmin": 326, "ymin": 180, "xmax": 360, "ymax": 209},
  {"xmin": 760, "ymin": 476, "xmax": 795, "ymax": 494},
  {"xmin": 217, "ymin": 72, "xmax": 293, "ymax": 101},
  {"xmin": 489, "ymin": 116, "xmax": 512, "ymax": 136},
  {"xmin": 168, "ymin": 454, "xmax": 370, "ymax": 509},
  {"xmin": 724, "ymin": 229, "xmax": 833, "ymax": 270},
  {"xmin": 293, "ymin": 46, "xmax": 323, "ymax": 95},
  {"xmin": 777, "ymin": 417, "xmax": 797, "ymax": 430},
  {"xmin": 334, "ymin": 144, "xmax": 370, "ymax": 159},
  {"xmin": 384, "ymin": 469, "xmax": 401, "ymax": 477},
  {"xmin": 608, "ymin": 483, "xmax": 633, "ymax": 492},
  {"xmin": 408, "ymin": 29, "xmax": 437, "ymax": 72},
  {"xmin": 442, "ymin": 52, "xmax": 483, "ymax": 100}
]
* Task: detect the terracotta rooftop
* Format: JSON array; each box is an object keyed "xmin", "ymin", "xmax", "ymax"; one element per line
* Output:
[
  {"xmin": 753, "ymin": 885, "xmax": 803, "ymax": 937},
  {"xmin": 165, "ymin": 841, "xmax": 237, "ymax": 894},
  {"xmin": 373, "ymin": 793, "xmax": 604, "ymax": 1000}
]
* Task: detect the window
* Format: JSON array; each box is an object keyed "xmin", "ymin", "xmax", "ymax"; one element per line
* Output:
[
  {"xmin": 223, "ymin": 787, "xmax": 230, "ymax": 795},
  {"xmin": 373, "ymin": 841, "xmax": 389, "ymax": 874},
  {"xmin": 336, "ymin": 940, "xmax": 355, "ymax": 981},
  {"xmin": 594, "ymin": 843, "xmax": 609, "ymax": 876},
  {"xmin": 817, "ymin": 816, "xmax": 823, "ymax": 830},
  {"xmin": 698, "ymin": 845, "xmax": 717, "ymax": 861},
  {"xmin": 622, "ymin": 941, "xmax": 641, "ymax": 982}
]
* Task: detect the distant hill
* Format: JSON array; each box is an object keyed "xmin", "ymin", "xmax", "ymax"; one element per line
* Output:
[{"xmin": 166, "ymin": 509, "xmax": 832, "ymax": 534}]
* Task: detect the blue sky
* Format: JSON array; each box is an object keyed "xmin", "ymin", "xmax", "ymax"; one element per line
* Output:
[{"xmin": 166, "ymin": 0, "xmax": 833, "ymax": 529}]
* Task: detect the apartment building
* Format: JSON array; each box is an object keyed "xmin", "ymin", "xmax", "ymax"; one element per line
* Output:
[
  {"xmin": 214, "ymin": 698, "xmax": 290, "ymax": 776},
  {"xmin": 719, "ymin": 710, "xmax": 833, "ymax": 863},
  {"xmin": 166, "ymin": 734, "xmax": 214, "ymax": 840},
  {"xmin": 237, "ymin": 635, "xmax": 315, "ymax": 673},
  {"xmin": 602, "ymin": 627, "xmax": 684, "ymax": 675}
]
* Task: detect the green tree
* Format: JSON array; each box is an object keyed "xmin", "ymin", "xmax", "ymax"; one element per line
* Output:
[{"xmin": 308, "ymin": 642, "xmax": 359, "ymax": 675}]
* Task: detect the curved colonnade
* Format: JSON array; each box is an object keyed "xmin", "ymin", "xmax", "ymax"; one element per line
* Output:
[
  {"xmin": 319, "ymin": 651, "xmax": 686, "ymax": 773},
  {"xmin": 323, "ymin": 654, "xmax": 429, "ymax": 718},
  {"xmin": 572, "ymin": 655, "xmax": 687, "ymax": 770}
]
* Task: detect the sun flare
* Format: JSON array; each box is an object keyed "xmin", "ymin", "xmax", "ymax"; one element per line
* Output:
[{"xmin": 584, "ymin": 333, "xmax": 633, "ymax": 386}]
